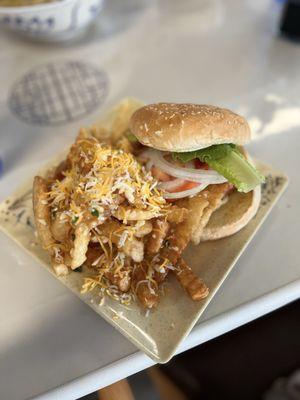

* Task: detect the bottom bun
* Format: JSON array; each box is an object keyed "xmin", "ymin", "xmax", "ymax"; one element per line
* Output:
[{"xmin": 201, "ymin": 184, "xmax": 261, "ymax": 241}]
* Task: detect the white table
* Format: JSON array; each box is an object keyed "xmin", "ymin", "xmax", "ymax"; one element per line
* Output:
[{"xmin": 1, "ymin": 1, "xmax": 300, "ymax": 399}]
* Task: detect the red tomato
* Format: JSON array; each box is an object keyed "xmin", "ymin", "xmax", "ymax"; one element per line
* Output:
[
  {"xmin": 165, "ymin": 180, "xmax": 200, "ymax": 203},
  {"xmin": 168, "ymin": 180, "xmax": 199, "ymax": 193},
  {"xmin": 194, "ymin": 159, "xmax": 209, "ymax": 170},
  {"xmin": 150, "ymin": 165, "xmax": 201, "ymax": 202},
  {"xmin": 151, "ymin": 166, "xmax": 173, "ymax": 182}
]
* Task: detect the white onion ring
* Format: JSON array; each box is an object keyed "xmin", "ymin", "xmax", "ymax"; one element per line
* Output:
[
  {"xmin": 147, "ymin": 150, "xmax": 227, "ymax": 184},
  {"xmin": 159, "ymin": 178, "xmax": 187, "ymax": 191},
  {"xmin": 163, "ymin": 183, "xmax": 208, "ymax": 199},
  {"xmin": 146, "ymin": 160, "xmax": 154, "ymax": 171},
  {"xmin": 138, "ymin": 150, "xmax": 150, "ymax": 162}
]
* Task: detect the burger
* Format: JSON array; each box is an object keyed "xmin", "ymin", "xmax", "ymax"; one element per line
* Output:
[
  {"xmin": 129, "ymin": 103, "xmax": 264, "ymax": 243},
  {"xmin": 31, "ymin": 100, "xmax": 266, "ymax": 307}
]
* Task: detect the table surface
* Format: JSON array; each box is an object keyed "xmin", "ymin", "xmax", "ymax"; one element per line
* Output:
[{"xmin": 1, "ymin": 1, "xmax": 300, "ymax": 399}]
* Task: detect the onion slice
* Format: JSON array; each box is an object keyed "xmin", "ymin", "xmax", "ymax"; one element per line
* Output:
[
  {"xmin": 159, "ymin": 178, "xmax": 187, "ymax": 191},
  {"xmin": 147, "ymin": 150, "xmax": 227, "ymax": 184},
  {"xmin": 146, "ymin": 160, "xmax": 154, "ymax": 171},
  {"xmin": 163, "ymin": 183, "xmax": 208, "ymax": 199}
]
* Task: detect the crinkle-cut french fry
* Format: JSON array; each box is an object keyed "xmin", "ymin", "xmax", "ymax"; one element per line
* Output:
[
  {"xmin": 176, "ymin": 194, "xmax": 209, "ymax": 244},
  {"xmin": 106, "ymin": 271, "xmax": 131, "ymax": 293},
  {"xmin": 175, "ymin": 258, "xmax": 209, "ymax": 301},
  {"xmin": 71, "ymin": 223, "xmax": 90, "ymax": 270},
  {"xmin": 154, "ymin": 195, "xmax": 209, "ymax": 283},
  {"xmin": 113, "ymin": 206, "xmax": 158, "ymax": 222},
  {"xmin": 94, "ymin": 98, "xmax": 144, "ymax": 144},
  {"xmin": 85, "ymin": 245, "xmax": 131, "ymax": 292},
  {"xmin": 161, "ymin": 194, "xmax": 210, "ymax": 266},
  {"xmin": 96, "ymin": 219, "xmax": 144, "ymax": 262},
  {"xmin": 165, "ymin": 206, "xmax": 188, "ymax": 224},
  {"xmin": 33, "ymin": 176, "xmax": 55, "ymax": 250},
  {"xmin": 77, "ymin": 126, "xmax": 111, "ymax": 144},
  {"xmin": 190, "ymin": 182, "xmax": 233, "ymax": 244},
  {"xmin": 123, "ymin": 239, "xmax": 144, "ymax": 263},
  {"xmin": 133, "ymin": 221, "xmax": 153, "ymax": 238},
  {"xmin": 132, "ymin": 262, "xmax": 159, "ymax": 308},
  {"xmin": 146, "ymin": 219, "xmax": 170, "ymax": 255},
  {"xmin": 115, "ymin": 136, "xmax": 135, "ymax": 154},
  {"xmin": 50, "ymin": 213, "xmax": 71, "ymax": 243},
  {"xmin": 33, "ymin": 176, "xmax": 70, "ymax": 274}
]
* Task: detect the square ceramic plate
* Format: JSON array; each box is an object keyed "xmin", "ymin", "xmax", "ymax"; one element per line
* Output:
[{"xmin": 0, "ymin": 159, "xmax": 287, "ymax": 362}]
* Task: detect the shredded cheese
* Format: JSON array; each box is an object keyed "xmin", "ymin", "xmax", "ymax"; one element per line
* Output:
[{"xmin": 47, "ymin": 137, "xmax": 173, "ymax": 306}]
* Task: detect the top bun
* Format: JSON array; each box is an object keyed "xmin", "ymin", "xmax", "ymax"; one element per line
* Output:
[{"xmin": 130, "ymin": 103, "xmax": 251, "ymax": 152}]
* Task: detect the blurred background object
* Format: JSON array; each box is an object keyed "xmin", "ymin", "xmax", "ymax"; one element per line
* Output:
[
  {"xmin": 0, "ymin": 0, "xmax": 104, "ymax": 41},
  {"xmin": 280, "ymin": 0, "xmax": 300, "ymax": 40},
  {"xmin": 0, "ymin": 158, "xmax": 3, "ymax": 178},
  {"xmin": 264, "ymin": 370, "xmax": 300, "ymax": 400},
  {"xmin": 157, "ymin": 300, "xmax": 300, "ymax": 400},
  {"xmin": 0, "ymin": 0, "xmax": 57, "ymax": 5}
]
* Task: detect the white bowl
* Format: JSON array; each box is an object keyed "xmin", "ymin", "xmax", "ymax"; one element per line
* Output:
[{"xmin": 0, "ymin": 0, "xmax": 103, "ymax": 41}]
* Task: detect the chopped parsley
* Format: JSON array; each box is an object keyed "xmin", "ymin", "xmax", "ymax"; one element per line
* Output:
[
  {"xmin": 72, "ymin": 216, "xmax": 79, "ymax": 224},
  {"xmin": 127, "ymin": 132, "xmax": 139, "ymax": 143},
  {"xmin": 91, "ymin": 208, "xmax": 99, "ymax": 217}
]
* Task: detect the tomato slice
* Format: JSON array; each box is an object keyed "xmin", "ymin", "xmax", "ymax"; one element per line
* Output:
[
  {"xmin": 151, "ymin": 165, "xmax": 201, "ymax": 203},
  {"xmin": 194, "ymin": 159, "xmax": 209, "ymax": 170},
  {"xmin": 164, "ymin": 180, "xmax": 200, "ymax": 202},
  {"xmin": 169, "ymin": 180, "xmax": 199, "ymax": 193},
  {"xmin": 151, "ymin": 166, "xmax": 173, "ymax": 182}
]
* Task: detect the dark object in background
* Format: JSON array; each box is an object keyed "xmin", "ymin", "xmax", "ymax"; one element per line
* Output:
[
  {"xmin": 280, "ymin": 0, "xmax": 300, "ymax": 39},
  {"xmin": 159, "ymin": 300, "xmax": 300, "ymax": 400},
  {"xmin": 264, "ymin": 370, "xmax": 300, "ymax": 400}
]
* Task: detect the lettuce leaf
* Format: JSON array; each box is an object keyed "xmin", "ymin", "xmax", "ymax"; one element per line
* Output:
[
  {"xmin": 172, "ymin": 144, "xmax": 265, "ymax": 193},
  {"xmin": 127, "ymin": 133, "xmax": 139, "ymax": 143}
]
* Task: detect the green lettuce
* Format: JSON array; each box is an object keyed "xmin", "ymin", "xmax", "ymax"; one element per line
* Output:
[
  {"xmin": 127, "ymin": 132, "xmax": 139, "ymax": 143},
  {"xmin": 172, "ymin": 144, "xmax": 265, "ymax": 193}
]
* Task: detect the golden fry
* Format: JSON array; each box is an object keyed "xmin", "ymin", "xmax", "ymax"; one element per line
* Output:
[
  {"xmin": 113, "ymin": 207, "xmax": 159, "ymax": 222},
  {"xmin": 96, "ymin": 219, "xmax": 144, "ymax": 262},
  {"xmin": 50, "ymin": 214, "xmax": 71, "ymax": 243},
  {"xmin": 134, "ymin": 221, "xmax": 153, "ymax": 238},
  {"xmin": 175, "ymin": 258, "xmax": 209, "ymax": 301},
  {"xmin": 132, "ymin": 262, "xmax": 159, "ymax": 308},
  {"xmin": 190, "ymin": 183, "xmax": 232, "ymax": 244},
  {"xmin": 33, "ymin": 176, "xmax": 54, "ymax": 250},
  {"xmin": 165, "ymin": 206, "xmax": 188, "ymax": 224},
  {"xmin": 146, "ymin": 219, "xmax": 170, "ymax": 255},
  {"xmin": 33, "ymin": 176, "xmax": 69, "ymax": 276},
  {"xmin": 176, "ymin": 194, "xmax": 209, "ymax": 245},
  {"xmin": 71, "ymin": 223, "xmax": 90, "ymax": 270}
]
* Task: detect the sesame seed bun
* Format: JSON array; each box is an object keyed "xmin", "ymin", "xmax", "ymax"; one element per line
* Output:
[{"xmin": 130, "ymin": 103, "xmax": 251, "ymax": 152}]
